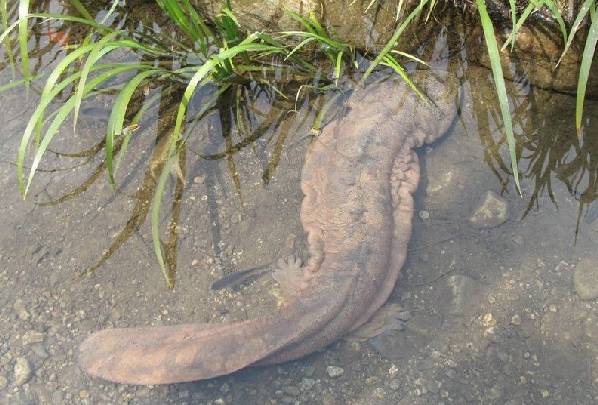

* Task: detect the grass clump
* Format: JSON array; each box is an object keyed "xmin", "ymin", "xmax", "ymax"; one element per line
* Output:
[{"xmin": 2, "ymin": 0, "xmax": 597, "ymax": 286}]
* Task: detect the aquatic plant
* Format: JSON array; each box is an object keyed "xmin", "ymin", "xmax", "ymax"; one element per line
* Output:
[
  {"xmin": 473, "ymin": 0, "xmax": 598, "ymax": 193},
  {"xmin": 1, "ymin": 0, "xmax": 597, "ymax": 286}
]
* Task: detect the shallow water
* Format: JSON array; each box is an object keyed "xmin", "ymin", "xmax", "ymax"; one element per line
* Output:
[{"xmin": 0, "ymin": 2, "xmax": 597, "ymax": 404}]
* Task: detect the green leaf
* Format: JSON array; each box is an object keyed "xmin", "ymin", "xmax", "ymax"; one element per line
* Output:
[
  {"xmin": 17, "ymin": 0, "xmax": 29, "ymax": 84},
  {"xmin": 363, "ymin": 0, "xmax": 429, "ymax": 81},
  {"xmin": 18, "ymin": 64, "xmax": 150, "ymax": 196},
  {"xmin": 476, "ymin": 0, "xmax": 521, "ymax": 195},
  {"xmin": 151, "ymin": 153, "xmax": 176, "ymax": 289},
  {"xmin": 105, "ymin": 68, "xmax": 162, "ymax": 184},
  {"xmin": 576, "ymin": 10, "xmax": 598, "ymax": 129},
  {"xmin": 73, "ymin": 32, "xmax": 120, "ymax": 132},
  {"xmin": 558, "ymin": 0, "xmax": 594, "ymax": 66}
]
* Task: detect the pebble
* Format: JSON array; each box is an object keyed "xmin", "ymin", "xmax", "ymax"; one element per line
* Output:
[
  {"xmin": 326, "ymin": 366, "xmax": 344, "ymax": 378},
  {"xmin": 573, "ymin": 258, "xmax": 598, "ymax": 300},
  {"xmin": 13, "ymin": 300, "xmax": 30, "ymax": 321},
  {"xmin": 284, "ymin": 386, "xmax": 300, "ymax": 397},
  {"xmin": 511, "ymin": 314, "xmax": 522, "ymax": 326},
  {"xmin": 469, "ymin": 191, "xmax": 509, "ymax": 228},
  {"xmin": 0, "ymin": 374, "xmax": 7, "ymax": 390},
  {"xmin": 14, "ymin": 357, "xmax": 33, "ymax": 386},
  {"xmin": 419, "ymin": 210, "xmax": 430, "ymax": 220}
]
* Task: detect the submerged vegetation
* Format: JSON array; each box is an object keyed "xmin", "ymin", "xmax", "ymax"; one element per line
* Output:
[{"xmin": 0, "ymin": 0, "xmax": 597, "ymax": 286}]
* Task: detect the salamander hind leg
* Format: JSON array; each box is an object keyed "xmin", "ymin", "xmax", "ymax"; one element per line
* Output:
[{"xmin": 272, "ymin": 255, "xmax": 307, "ymax": 305}]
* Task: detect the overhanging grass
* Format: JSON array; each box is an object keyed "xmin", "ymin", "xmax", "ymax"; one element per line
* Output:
[{"xmin": 3, "ymin": 0, "xmax": 598, "ymax": 286}]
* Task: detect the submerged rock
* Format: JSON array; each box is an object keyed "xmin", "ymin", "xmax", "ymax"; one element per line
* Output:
[
  {"xmin": 469, "ymin": 191, "xmax": 509, "ymax": 228},
  {"xmin": 13, "ymin": 357, "xmax": 33, "ymax": 386},
  {"xmin": 326, "ymin": 366, "xmax": 344, "ymax": 378},
  {"xmin": 573, "ymin": 258, "xmax": 598, "ymax": 300}
]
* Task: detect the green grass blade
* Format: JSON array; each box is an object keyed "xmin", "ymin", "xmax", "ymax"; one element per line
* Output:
[
  {"xmin": 502, "ymin": 0, "xmax": 540, "ymax": 51},
  {"xmin": 380, "ymin": 54, "xmax": 426, "ymax": 100},
  {"xmin": 363, "ymin": 0, "xmax": 429, "ymax": 81},
  {"xmin": 508, "ymin": 0, "xmax": 516, "ymax": 34},
  {"xmin": 476, "ymin": 0, "xmax": 521, "ymax": 194},
  {"xmin": 67, "ymin": 0, "xmax": 94, "ymax": 20},
  {"xmin": 558, "ymin": 0, "xmax": 593, "ymax": 66},
  {"xmin": 390, "ymin": 50, "xmax": 430, "ymax": 66},
  {"xmin": 113, "ymin": 93, "xmax": 163, "ymax": 173},
  {"xmin": 151, "ymin": 153, "xmax": 176, "ymax": 288},
  {"xmin": 73, "ymin": 32, "xmax": 120, "ymax": 132},
  {"xmin": 284, "ymin": 36, "xmax": 316, "ymax": 60},
  {"xmin": 0, "ymin": 12, "xmax": 115, "ymax": 46},
  {"xmin": 1, "ymin": 0, "xmax": 15, "ymax": 75},
  {"xmin": 99, "ymin": 0, "xmax": 120, "ymax": 25},
  {"xmin": 18, "ymin": 65, "xmax": 149, "ymax": 196},
  {"xmin": 105, "ymin": 68, "xmax": 161, "ymax": 184},
  {"xmin": 334, "ymin": 50, "xmax": 343, "ymax": 84},
  {"xmin": 576, "ymin": 11, "xmax": 598, "ymax": 130},
  {"xmin": 541, "ymin": 0, "xmax": 568, "ymax": 45},
  {"xmin": 17, "ymin": 0, "xmax": 29, "ymax": 84}
]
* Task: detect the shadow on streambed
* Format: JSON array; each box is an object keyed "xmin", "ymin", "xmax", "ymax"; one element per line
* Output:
[{"xmin": 34, "ymin": 79, "xmax": 338, "ymax": 287}]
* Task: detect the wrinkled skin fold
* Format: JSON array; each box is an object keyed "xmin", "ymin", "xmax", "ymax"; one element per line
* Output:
[{"xmin": 79, "ymin": 73, "xmax": 457, "ymax": 385}]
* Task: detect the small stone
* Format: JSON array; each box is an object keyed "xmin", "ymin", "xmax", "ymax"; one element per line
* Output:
[
  {"xmin": 548, "ymin": 304, "xmax": 557, "ymax": 313},
  {"xmin": 219, "ymin": 383, "xmax": 229, "ymax": 393},
  {"xmin": 79, "ymin": 390, "xmax": 89, "ymax": 399},
  {"xmin": 0, "ymin": 375, "xmax": 7, "ymax": 390},
  {"xmin": 541, "ymin": 389, "xmax": 550, "ymax": 398},
  {"xmin": 469, "ymin": 191, "xmax": 509, "ymax": 228},
  {"xmin": 373, "ymin": 387, "xmax": 386, "ymax": 398},
  {"xmin": 326, "ymin": 365, "xmax": 344, "ymax": 378},
  {"xmin": 573, "ymin": 258, "xmax": 598, "ymax": 300},
  {"xmin": 419, "ymin": 210, "xmax": 430, "ymax": 220},
  {"xmin": 300, "ymin": 378, "xmax": 316, "ymax": 391},
  {"xmin": 511, "ymin": 314, "xmax": 521, "ymax": 326},
  {"xmin": 284, "ymin": 386, "xmax": 300, "ymax": 397},
  {"xmin": 303, "ymin": 365, "xmax": 315, "ymax": 377},
  {"xmin": 14, "ymin": 357, "xmax": 33, "ymax": 386},
  {"xmin": 13, "ymin": 300, "xmax": 30, "ymax": 321},
  {"xmin": 482, "ymin": 313, "xmax": 496, "ymax": 328}
]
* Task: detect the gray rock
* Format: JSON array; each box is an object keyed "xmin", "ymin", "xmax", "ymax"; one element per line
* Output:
[
  {"xmin": 573, "ymin": 258, "xmax": 598, "ymax": 300},
  {"xmin": 326, "ymin": 366, "xmax": 344, "ymax": 378},
  {"xmin": 0, "ymin": 374, "xmax": 7, "ymax": 390},
  {"xmin": 14, "ymin": 357, "xmax": 33, "ymax": 386},
  {"xmin": 469, "ymin": 191, "xmax": 509, "ymax": 228}
]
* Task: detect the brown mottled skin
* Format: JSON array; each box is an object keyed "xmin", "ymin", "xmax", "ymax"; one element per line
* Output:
[{"xmin": 79, "ymin": 75, "xmax": 456, "ymax": 385}]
